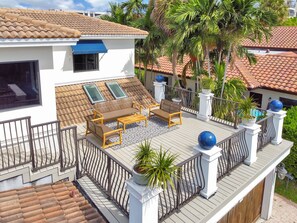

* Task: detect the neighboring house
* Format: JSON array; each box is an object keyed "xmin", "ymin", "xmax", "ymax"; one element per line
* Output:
[
  {"xmin": 285, "ymin": 0, "xmax": 297, "ymax": 17},
  {"xmin": 242, "ymin": 26, "xmax": 297, "ymax": 54},
  {"xmin": 0, "ymin": 8, "xmax": 151, "ymax": 126},
  {"xmin": 139, "ymin": 53, "xmax": 297, "ymax": 110}
]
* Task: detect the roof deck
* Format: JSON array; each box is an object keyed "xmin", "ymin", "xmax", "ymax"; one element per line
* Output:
[{"xmin": 77, "ymin": 112, "xmax": 238, "ymax": 168}]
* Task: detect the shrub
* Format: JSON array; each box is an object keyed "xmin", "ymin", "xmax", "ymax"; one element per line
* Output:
[{"xmin": 283, "ymin": 106, "xmax": 297, "ymax": 178}]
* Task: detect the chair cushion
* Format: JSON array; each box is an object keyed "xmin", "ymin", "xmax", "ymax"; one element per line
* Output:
[
  {"xmin": 151, "ymin": 109, "xmax": 169, "ymax": 119},
  {"xmin": 102, "ymin": 108, "xmax": 138, "ymax": 120}
]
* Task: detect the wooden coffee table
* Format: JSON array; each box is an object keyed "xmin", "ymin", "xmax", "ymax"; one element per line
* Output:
[{"xmin": 117, "ymin": 114, "xmax": 148, "ymax": 132}]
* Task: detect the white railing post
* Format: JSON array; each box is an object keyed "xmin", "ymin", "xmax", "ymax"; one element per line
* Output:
[
  {"xmin": 126, "ymin": 179, "xmax": 162, "ymax": 223},
  {"xmin": 267, "ymin": 110, "xmax": 287, "ymax": 145},
  {"xmin": 238, "ymin": 123, "xmax": 261, "ymax": 166},
  {"xmin": 261, "ymin": 169, "xmax": 276, "ymax": 220},
  {"xmin": 197, "ymin": 92, "xmax": 213, "ymax": 121},
  {"xmin": 153, "ymin": 81, "xmax": 166, "ymax": 103},
  {"xmin": 194, "ymin": 145, "xmax": 222, "ymax": 199}
]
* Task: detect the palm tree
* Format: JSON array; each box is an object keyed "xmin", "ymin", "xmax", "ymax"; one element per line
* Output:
[
  {"xmin": 100, "ymin": 3, "xmax": 128, "ymax": 25},
  {"xmin": 218, "ymin": 0, "xmax": 276, "ymax": 98},
  {"xmin": 122, "ymin": 0, "xmax": 147, "ymax": 21}
]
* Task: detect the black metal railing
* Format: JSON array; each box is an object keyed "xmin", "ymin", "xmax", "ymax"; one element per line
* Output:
[
  {"xmin": 77, "ymin": 138, "xmax": 131, "ymax": 217},
  {"xmin": 60, "ymin": 126, "xmax": 78, "ymax": 171},
  {"xmin": 165, "ymin": 85, "xmax": 199, "ymax": 114},
  {"xmin": 217, "ymin": 129, "xmax": 249, "ymax": 180},
  {"xmin": 0, "ymin": 116, "xmax": 32, "ymax": 171},
  {"xmin": 31, "ymin": 121, "xmax": 61, "ymax": 171},
  {"xmin": 159, "ymin": 153, "xmax": 204, "ymax": 221},
  {"xmin": 257, "ymin": 115, "xmax": 275, "ymax": 151},
  {"xmin": 211, "ymin": 97, "xmax": 239, "ymax": 129}
]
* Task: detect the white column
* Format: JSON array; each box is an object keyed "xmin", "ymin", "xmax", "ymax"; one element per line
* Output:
[
  {"xmin": 261, "ymin": 169, "xmax": 276, "ymax": 220},
  {"xmin": 197, "ymin": 92, "xmax": 214, "ymax": 121},
  {"xmin": 239, "ymin": 123, "xmax": 261, "ymax": 166},
  {"xmin": 194, "ymin": 145, "xmax": 222, "ymax": 199},
  {"xmin": 126, "ymin": 179, "xmax": 162, "ymax": 223},
  {"xmin": 153, "ymin": 81, "xmax": 166, "ymax": 103},
  {"xmin": 267, "ymin": 110, "xmax": 287, "ymax": 145}
]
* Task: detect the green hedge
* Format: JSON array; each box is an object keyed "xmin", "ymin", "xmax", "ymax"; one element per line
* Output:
[{"xmin": 283, "ymin": 106, "xmax": 297, "ymax": 178}]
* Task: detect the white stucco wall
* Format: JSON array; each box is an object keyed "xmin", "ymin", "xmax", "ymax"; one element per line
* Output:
[
  {"xmin": 53, "ymin": 39, "xmax": 135, "ymax": 85},
  {"xmin": 249, "ymin": 88, "xmax": 297, "ymax": 109},
  {"xmin": 0, "ymin": 47, "xmax": 56, "ymax": 125}
]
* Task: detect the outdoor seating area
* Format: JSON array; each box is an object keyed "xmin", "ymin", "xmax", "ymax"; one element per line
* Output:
[{"xmin": 85, "ymin": 98, "xmax": 183, "ymax": 149}]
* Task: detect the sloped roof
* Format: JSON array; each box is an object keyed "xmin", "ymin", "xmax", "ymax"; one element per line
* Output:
[
  {"xmin": 0, "ymin": 8, "xmax": 148, "ymax": 38},
  {"xmin": 242, "ymin": 26, "xmax": 297, "ymax": 50},
  {"xmin": 0, "ymin": 9, "xmax": 80, "ymax": 39},
  {"xmin": 0, "ymin": 181, "xmax": 106, "ymax": 222},
  {"xmin": 137, "ymin": 53, "xmax": 297, "ymax": 94},
  {"xmin": 55, "ymin": 77, "xmax": 156, "ymax": 127}
]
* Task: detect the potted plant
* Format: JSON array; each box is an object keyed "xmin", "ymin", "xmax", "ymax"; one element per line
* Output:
[
  {"xmin": 239, "ymin": 97, "xmax": 258, "ymax": 126},
  {"xmin": 132, "ymin": 140, "xmax": 178, "ymax": 188},
  {"xmin": 201, "ymin": 76, "xmax": 215, "ymax": 94},
  {"xmin": 132, "ymin": 140, "xmax": 155, "ymax": 186}
]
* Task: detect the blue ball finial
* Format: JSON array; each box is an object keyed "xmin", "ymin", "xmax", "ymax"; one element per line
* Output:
[
  {"xmin": 269, "ymin": 100, "xmax": 283, "ymax": 112},
  {"xmin": 198, "ymin": 131, "xmax": 217, "ymax": 150},
  {"xmin": 155, "ymin": 75, "xmax": 165, "ymax": 83}
]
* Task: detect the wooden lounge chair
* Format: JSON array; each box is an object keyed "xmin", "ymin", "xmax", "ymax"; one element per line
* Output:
[
  {"xmin": 148, "ymin": 99, "xmax": 182, "ymax": 128},
  {"xmin": 85, "ymin": 114, "xmax": 123, "ymax": 149}
]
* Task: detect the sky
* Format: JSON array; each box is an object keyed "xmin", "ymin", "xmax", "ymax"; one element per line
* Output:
[{"xmin": 0, "ymin": 0, "xmax": 139, "ymax": 12}]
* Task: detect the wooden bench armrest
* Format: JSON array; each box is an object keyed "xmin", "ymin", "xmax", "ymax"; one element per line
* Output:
[
  {"xmin": 148, "ymin": 103, "xmax": 160, "ymax": 109},
  {"xmin": 93, "ymin": 109, "xmax": 104, "ymax": 118},
  {"xmin": 132, "ymin": 101, "xmax": 143, "ymax": 112},
  {"xmin": 91, "ymin": 117, "xmax": 104, "ymax": 124},
  {"xmin": 169, "ymin": 111, "xmax": 182, "ymax": 117},
  {"xmin": 104, "ymin": 128, "xmax": 123, "ymax": 136}
]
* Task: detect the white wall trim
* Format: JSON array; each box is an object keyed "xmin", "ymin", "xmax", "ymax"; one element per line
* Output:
[
  {"xmin": 208, "ymin": 147, "xmax": 291, "ymax": 223},
  {"xmin": 81, "ymin": 35, "xmax": 147, "ymax": 40},
  {"xmin": 55, "ymin": 74, "xmax": 135, "ymax": 87},
  {"xmin": 0, "ymin": 38, "xmax": 79, "ymax": 47}
]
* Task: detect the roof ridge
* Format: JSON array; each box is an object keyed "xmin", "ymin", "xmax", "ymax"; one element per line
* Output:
[
  {"xmin": 264, "ymin": 52, "xmax": 297, "ymax": 58},
  {"xmin": 0, "ymin": 7, "xmax": 79, "ymax": 15},
  {"xmin": 0, "ymin": 8, "xmax": 81, "ymax": 38},
  {"xmin": 234, "ymin": 60, "xmax": 261, "ymax": 89}
]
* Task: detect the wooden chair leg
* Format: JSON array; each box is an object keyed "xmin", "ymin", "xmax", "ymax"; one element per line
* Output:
[{"xmin": 102, "ymin": 135, "xmax": 106, "ymax": 149}]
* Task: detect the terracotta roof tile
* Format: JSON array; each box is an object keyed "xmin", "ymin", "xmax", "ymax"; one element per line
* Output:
[
  {"xmin": 0, "ymin": 8, "xmax": 148, "ymax": 37},
  {"xmin": 55, "ymin": 77, "xmax": 156, "ymax": 127},
  {"xmin": 242, "ymin": 26, "xmax": 297, "ymax": 50},
  {"xmin": 138, "ymin": 53, "xmax": 297, "ymax": 94},
  {"xmin": 0, "ymin": 9, "xmax": 80, "ymax": 39},
  {"xmin": 0, "ymin": 181, "xmax": 107, "ymax": 223}
]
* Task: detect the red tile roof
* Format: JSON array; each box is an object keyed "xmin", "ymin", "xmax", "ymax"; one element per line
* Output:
[
  {"xmin": 137, "ymin": 53, "xmax": 297, "ymax": 94},
  {"xmin": 0, "ymin": 8, "xmax": 148, "ymax": 38},
  {"xmin": 242, "ymin": 26, "xmax": 297, "ymax": 50},
  {"xmin": 0, "ymin": 181, "xmax": 107, "ymax": 223},
  {"xmin": 55, "ymin": 77, "xmax": 156, "ymax": 127},
  {"xmin": 0, "ymin": 9, "xmax": 80, "ymax": 39}
]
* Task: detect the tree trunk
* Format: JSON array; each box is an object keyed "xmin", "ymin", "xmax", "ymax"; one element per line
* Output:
[
  {"xmin": 172, "ymin": 50, "xmax": 180, "ymax": 87},
  {"xmin": 218, "ymin": 49, "xmax": 223, "ymax": 66},
  {"xmin": 206, "ymin": 46, "xmax": 211, "ymax": 77},
  {"xmin": 220, "ymin": 44, "xmax": 232, "ymax": 98}
]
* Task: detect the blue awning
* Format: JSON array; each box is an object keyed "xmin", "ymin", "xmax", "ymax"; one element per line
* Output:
[{"xmin": 72, "ymin": 40, "xmax": 108, "ymax": 55}]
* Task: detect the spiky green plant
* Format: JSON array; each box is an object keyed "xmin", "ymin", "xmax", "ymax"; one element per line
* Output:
[
  {"xmin": 134, "ymin": 140, "xmax": 155, "ymax": 173},
  {"xmin": 239, "ymin": 97, "xmax": 258, "ymax": 119},
  {"xmin": 145, "ymin": 148, "xmax": 178, "ymax": 189},
  {"xmin": 201, "ymin": 76, "xmax": 216, "ymax": 90}
]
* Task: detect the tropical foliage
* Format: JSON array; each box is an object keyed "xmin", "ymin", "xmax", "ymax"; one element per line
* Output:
[
  {"xmin": 282, "ymin": 106, "xmax": 297, "ymax": 178},
  {"xmin": 282, "ymin": 17, "xmax": 297, "ymax": 26}
]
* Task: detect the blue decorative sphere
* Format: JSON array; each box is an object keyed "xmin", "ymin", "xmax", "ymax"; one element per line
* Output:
[
  {"xmin": 155, "ymin": 75, "xmax": 165, "ymax": 82},
  {"xmin": 198, "ymin": 131, "xmax": 217, "ymax": 150},
  {"xmin": 269, "ymin": 100, "xmax": 283, "ymax": 112}
]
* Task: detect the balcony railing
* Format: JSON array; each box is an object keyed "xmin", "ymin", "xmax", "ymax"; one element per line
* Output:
[
  {"xmin": 257, "ymin": 115, "xmax": 276, "ymax": 151},
  {"xmin": 217, "ymin": 129, "xmax": 249, "ymax": 180}
]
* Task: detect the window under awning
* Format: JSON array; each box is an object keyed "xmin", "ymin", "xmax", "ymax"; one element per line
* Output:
[{"xmin": 71, "ymin": 40, "xmax": 108, "ymax": 55}]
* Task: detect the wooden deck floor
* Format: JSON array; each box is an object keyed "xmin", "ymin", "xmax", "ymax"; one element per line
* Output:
[{"xmin": 77, "ymin": 112, "xmax": 237, "ymax": 169}]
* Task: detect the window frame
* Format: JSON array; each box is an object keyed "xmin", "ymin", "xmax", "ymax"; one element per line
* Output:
[
  {"xmin": 106, "ymin": 82, "xmax": 127, "ymax": 99},
  {"xmin": 83, "ymin": 84, "xmax": 105, "ymax": 104},
  {"xmin": 73, "ymin": 53, "xmax": 99, "ymax": 73}
]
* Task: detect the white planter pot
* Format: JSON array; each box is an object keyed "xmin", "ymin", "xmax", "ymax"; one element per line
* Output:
[
  {"xmin": 242, "ymin": 117, "xmax": 257, "ymax": 126},
  {"xmin": 172, "ymin": 98, "xmax": 182, "ymax": 104},
  {"xmin": 132, "ymin": 165, "xmax": 149, "ymax": 186},
  {"xmin": 202, "ymin": 89, "xmax": 211, "ymax": 94}
]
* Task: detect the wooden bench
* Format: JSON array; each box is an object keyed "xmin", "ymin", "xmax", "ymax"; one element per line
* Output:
[
  {"xmin": 85, "ymin": 114, "xmax": 123, "ymax": 149},
  {"xmin": 93, "ymin": 98, "xmax": 142, "ymax": 123},
  {"xmin": 148, "ymin": 99, "xmax": 182, "ymax": 128}
]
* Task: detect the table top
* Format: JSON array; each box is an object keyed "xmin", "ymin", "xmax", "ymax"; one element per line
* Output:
[{"xmin": 117, "ymin": 114, "xmax": 147, "ymax": 123}]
